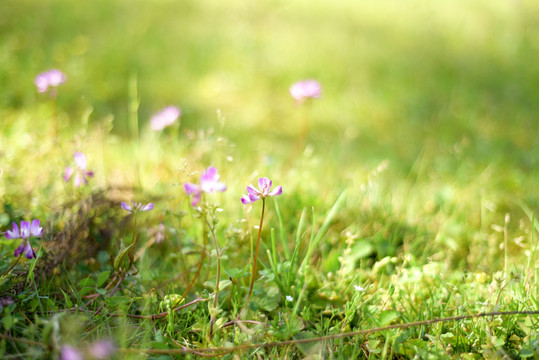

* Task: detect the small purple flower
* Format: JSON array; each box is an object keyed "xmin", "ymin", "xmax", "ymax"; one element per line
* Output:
[
  {"xmin": 60, "ymin": 346, "xmax": 84, "ymax": 360},
  {"xmin": 241, "ymin": 177, "xmax": 282, "ymax": 204},
  {"xmin": 121, "ymin": 201, "xmax": 154, "ymax": 214},
  {"xmin": 5, "ymin": 220, "xmax": 43, "ymax": 259},
  {"xmin": 150, "ymin": 106, "xmax": 181, "ymax": 131},
  {"xmin": 35, "ymin": 69, "xmax": 67, "ymax": 94},
  {"xmin": 289, "ymin": 79, "xmax": 321, "ymax": 103},
  {"xmin": 88, "ymin": 340, "xmax": 117, "ymax": 359},
  {"xmin": 64, "ymin": 152, "xmax": 94, "ymax": 187},
  {"xmin": 184, "ymin": 167, "xmax": 227, "ymax": 207}
]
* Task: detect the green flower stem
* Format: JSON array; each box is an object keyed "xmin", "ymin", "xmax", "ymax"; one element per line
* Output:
[
  {"xmin": 207, "ymin": 216, "xmax": 221, "ymax": 338},
  {"xmin": 245, "ymin": 198, "xmax": 266, "ymax": 310}
]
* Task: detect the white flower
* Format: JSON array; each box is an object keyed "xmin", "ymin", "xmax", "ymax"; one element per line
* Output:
[{"xmin": 286, "ymin": 295, "xmax": 294, "ymax": 302}]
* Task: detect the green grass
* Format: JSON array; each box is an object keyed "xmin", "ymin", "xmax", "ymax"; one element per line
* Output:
[{"xmin": 1, "ymin": 0, "xmax": 539, "ymax": 358}]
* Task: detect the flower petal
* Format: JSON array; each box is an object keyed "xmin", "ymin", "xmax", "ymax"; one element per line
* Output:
[
  {"xmin": 141, "ymin": 203, "xmax": 154, "ymax": 211},
  {"xmin": 30, "ymin": 219, "xmax": 43, "ymax": 237},
  {"xmin": 74, "ymin": 152, "xmax": 87, "ymax": 169},
  {"xmin": 20, "ymin": 221, "xmax": 30, "ymax": 239},
  {"xmin": 248, "ymin": 193, "xmax": 260, "ymax": 202},
  {"xmin": 24, "ymin": 243, "xmax": 36, "ymax": 259},
  {"xmin": 214, "ymin": 182, "xmax": 227, "ymax": 192},
  {"xmin": 269, "ymin": 185, "xmax": 283, "ymax": 197},
  {"xmin": 34, "ymin": 75, "xmax": 49, "ymax": 93},
  {"xmin": 5, "ymin": 222, "xmax": 20, "ymax": 239},
  {"xmin": 184, "ymin": 183, "xmax": 200, "ymax": 195},
  {"xmin": 64, "ymin": 167, "xmax": 74, "ymax": 182},
  {"xmin": 14, "ymin": 242, "xmax": 25, "ymax": 257},
  {"xmin": 201, "ymin": 167, "xmax": 218, "ymax": 185},
  {"xmin": 247, "ymin": 185, "xmax": 261, "ymax": 198},
  {"xmin": 191, "ymin": 192, "xmax": 201, "ymax": 207},
  {"xmin": 121, "ymin": 202, "xmax": 132, "ymax": 212},
  {"xmin": 241, "ymin": 195, "xmax": 252, "ymax": 204},
  {"xmin": 258, "ymin": 177, "xmax": 270, "ymax": 194},
  {"xmin": 74, "ymin": 173, "xmax": 82, "ymax": 187}
]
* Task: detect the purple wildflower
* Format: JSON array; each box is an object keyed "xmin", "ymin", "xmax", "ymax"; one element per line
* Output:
[
  {"xmin": 35, "ymin": 69, "xmax": 66, "ymax": 94},
  {"xmin": 150, "ymin": 106, "xmax": 181, "ymax": 131},
  {"xmin": 121, "ymin": 201, "xmax": 154, "ymax": 214},
  {"xmin": 241, "ymin": 177, "xmax": 282, "ymax": 204},
  {"xmin": 64, "ymin": 152, "xmax": 94, "ymax": 187},
  {"xmin": 184, "ymin": 166, "xmax": 227, "ymax": 207},
  {"xmin": 88, "ymin": 340, "xmax": 117, "ymax": 359},
  {"xmin": 289, "ymin": 79, "xmax": 321, "ymax": 103},
  {"xmin": 5, "ymin": 220, "xmax": 43, "ymax": 259},
  {"xmin": 60, "ymin": 346, "xmax": 84, "ymax": 360}
]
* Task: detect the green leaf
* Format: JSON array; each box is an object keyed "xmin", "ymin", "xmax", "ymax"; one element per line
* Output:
[
  {"xmin": 294, "ymin": 331, "xmax": 321, "ymax": 356},
  {"xmin": 114, "ymin": 243, "xmax": 136, "ymax": 270},
  {"xmin": 224, "ymin": 267, "xmax": 249, "ymax": 279},
  {"xmin": 96, "ymin": 271, "xmax": 111, "ymax": 287},
  {"xmin": 256, "ymin": 286, "xmax": 280, "ymax": 312},
  {"xmin": 96, "ymin": 288, "xmax": 107, "ymax": 295},
  {"xmin": 1, "ymin": 314, "xmax": 14, "ymax": 331},
  {"xmin": 78, "ymin": 277, "xmax": 96, "ymax": 288},
  {"xmin": 61, "ymin": 289, "xmax": 73, "ymax": 308},
  {"xmin": 378, "ymin": 310, "xmax": 400, "ymax": 326}
]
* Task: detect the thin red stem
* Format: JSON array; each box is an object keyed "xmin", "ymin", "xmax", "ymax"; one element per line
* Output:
[{"xmin": 245, "ymin": 198, "xmax": 266, "ymax": 310}]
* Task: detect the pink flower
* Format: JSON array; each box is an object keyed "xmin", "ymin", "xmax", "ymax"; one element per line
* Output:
[
  {"xmin": 241, "ymin": 177, "xmax": 282, "ymax": 204},
  {"xmin": 150, "ymin": 106, "xmax": 181, "ymax": 131},
  {"xmin": 35, "ymin": 69, "xmax": 66, "ymax": 94},
  {"xmin": 64, "ymin": 152, "xmax": 94, "ymax": 187},
  {"xmin": 6, "ymin": 220, "xmax": 43, "ymax": 259},
  {"xmin": 289, "ymin": 79, "xmax": 321, "ymax": 103},
  {"xmin": 60, "ymin": 346, "xmax": 83, "ymax": 360},
  {"xmin": 184, "ymin": 167, "xmax": 227, "ymax": 207}
]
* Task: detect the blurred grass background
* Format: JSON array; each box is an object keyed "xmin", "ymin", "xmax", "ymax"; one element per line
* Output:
[{"xmin": 2, "ymin": 0, "xmax": 539, "ymax": 268}]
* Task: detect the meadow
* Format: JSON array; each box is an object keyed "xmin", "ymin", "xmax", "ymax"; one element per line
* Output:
[{"xmin": 1, "ymin": 0, "xmax": 539, "ymax": 358}]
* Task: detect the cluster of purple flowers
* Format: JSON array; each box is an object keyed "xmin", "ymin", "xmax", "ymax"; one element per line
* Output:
[
  {"xmin": 184, "ymin": 167, "xmax": 282, "ymax": 207},
  {"xmin": 4, "ymin": 69, "xmax": 303, "ymax": 261},
  {"xmin": 6, "ymin": 220, "xmax": 43, "ymax": 259}
]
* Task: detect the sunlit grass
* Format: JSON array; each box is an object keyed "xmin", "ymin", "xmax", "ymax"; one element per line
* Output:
[{"xmin": 1, "ymin": 0, "xmax": 539, "ymax": 358}]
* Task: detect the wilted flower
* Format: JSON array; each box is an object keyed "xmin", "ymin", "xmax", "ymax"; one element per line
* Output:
[
  {"xmin": 5, "ymin": 220, "xmax": 43, "ymax": 259},
  {"xmin": 241, "ymin": 177, "xmax": 282, "ymax": 204},
  {"xmin": 64, "ymin": 152, "xmax": 94, "ymax": 187},
  {"xmin": 121, "ymin": 201, "xmax": 154, "ymax": 214},
  {"xmin": 150, "ymin": 106, "xmax": 181, "ymax": 131},
  {"xmin": 35, "ymin": 69, "xmax": 66, "ymax": 94},
  {"xmin": 184, "ymin": 167, "xmax": 227, "ymax": 207},
  {"xmin": 289, "ymin": 79, "xmax": 321, "ymax": 103}
]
